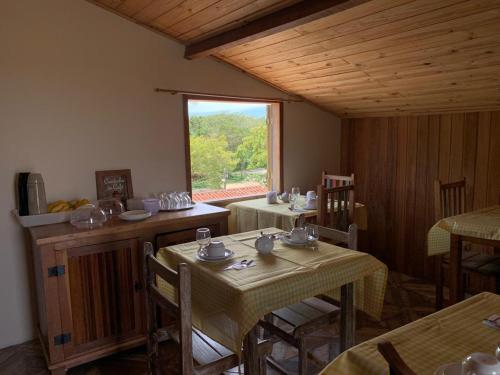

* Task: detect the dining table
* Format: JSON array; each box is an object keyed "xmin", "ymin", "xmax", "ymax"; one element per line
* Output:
[
  {"xmin": 321, "ymin": 292, "xmax": 500, "ymax": 375},
  {"xmin": 427, "ymin": 205, "xmax": 500, "ymax": 304},
  {"xmin": 156, "ymin": 227, "xmax": 387, "ymax": 374},
  {"xmin": 227, "ymin": 197, "xmax": 368, "ymax": 234}
]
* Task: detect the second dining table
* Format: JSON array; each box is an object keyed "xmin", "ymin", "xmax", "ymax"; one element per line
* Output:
[
  {"xmin": 428, "ymin": 205, "xmax": 500, "ymax": 304},
  {"xmin": 227, "ymin": 197, "xmax": 368, "ymax": 234},
  {"xmin": 156, "ymin": 227, "xmax": 387, "ymax": 374}
]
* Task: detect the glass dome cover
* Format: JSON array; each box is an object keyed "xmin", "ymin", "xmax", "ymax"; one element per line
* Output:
[{"xmin": 70, "ymin": 204, "xmax": 107, "ymax": 229}]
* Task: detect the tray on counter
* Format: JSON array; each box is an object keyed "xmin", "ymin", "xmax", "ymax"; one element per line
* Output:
[{"xmin": 12, "ymin": 209, "xmax": 71, "ymax": 227}]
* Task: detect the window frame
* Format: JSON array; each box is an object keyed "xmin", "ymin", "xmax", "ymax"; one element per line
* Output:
[{"xmin": 182, "ymin": 94, "xmax": 283, "ymax": 202}]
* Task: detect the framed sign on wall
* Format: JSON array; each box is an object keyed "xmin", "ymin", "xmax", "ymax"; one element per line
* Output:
[{"xmin": 95, "ymin": 169, "xmax": 134, "ymax": 204}]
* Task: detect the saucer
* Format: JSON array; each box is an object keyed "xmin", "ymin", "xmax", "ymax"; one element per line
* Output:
[
  {"xmin": 119, "ymin": 210, "xmax": 152, "ymax": 221},
  {"xmin": 281, "ymin": 235, "xmax": 310, "ymax": 247},
  {"xmin": 196, "ymin": 249, "xmax": 234, "ymax": 262},
  {"xmin": 434, "ymin": 363, "xmax": 462, "ymax": 375}
]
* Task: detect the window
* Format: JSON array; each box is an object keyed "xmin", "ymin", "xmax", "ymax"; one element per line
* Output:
[{"xmin": 184, "ymin": 96, "xmax": 282, "ymax": 202}]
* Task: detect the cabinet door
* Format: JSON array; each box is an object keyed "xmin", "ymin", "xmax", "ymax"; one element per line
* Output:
[{"xmin": 57, "ymin": 238, "xmax": 144, "ymax": 357}]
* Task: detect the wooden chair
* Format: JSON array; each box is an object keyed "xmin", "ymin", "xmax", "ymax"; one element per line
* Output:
[
  {"xmin": 434, "ymin": 178, "xmax": 500, "ymax": 309},
  {"xmin": 317, "ymin": 184, "xmax": 355, "ymax": 232},
  {"xmin": 377, "ymin": 340, "xmax": 417, "ymax": 375},
  {"xmin": 259, "ymin": 224, "xmax": 357, "ymax": 375},
  {"xmin": 322, "ymin": 171, "xmax": 354, "ymax": 188},
  {"xmin": 144, "ymin": 242, "xmax": 271, "ymax": 374}
]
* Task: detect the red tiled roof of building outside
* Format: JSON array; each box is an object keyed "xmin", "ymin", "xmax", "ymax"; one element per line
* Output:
[{"xmin": 193, "ymin": 184, "xmax": 267, "ymax": 202}]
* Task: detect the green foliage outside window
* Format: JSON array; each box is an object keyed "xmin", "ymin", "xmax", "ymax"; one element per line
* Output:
[{"xmin": 189, "ymin": 113, "xmax": 268, "ymax": 190}]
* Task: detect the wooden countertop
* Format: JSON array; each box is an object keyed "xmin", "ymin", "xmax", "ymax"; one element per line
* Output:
[{"xmin": 30, "ymin": 203, "xmax": 229, "ymax": 245}]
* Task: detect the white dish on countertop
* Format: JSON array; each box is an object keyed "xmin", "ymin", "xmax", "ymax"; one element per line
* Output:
[{"xmin": 119, "ymin": 210, "xmax": 152, "ymax": 221}]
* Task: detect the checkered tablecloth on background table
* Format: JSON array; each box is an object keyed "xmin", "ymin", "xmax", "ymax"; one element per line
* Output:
[
  {"xmin": 427, "ymin": 205, "xmax": 500, "ymax": 256},
  {"xmin": 227, "ymin": 197, "xmax": 368, "ymax": 234}
]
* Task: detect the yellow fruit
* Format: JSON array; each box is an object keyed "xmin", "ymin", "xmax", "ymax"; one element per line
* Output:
[
  {"xmin": 50, "ymin": 202, "xmax": 70, "ymax": 213},
  {"xmin": 68, "ymin": 200, "xmax": 78, "ymax": 209},
  {"xmin": 75, "ymin": 199, "xmax": 90, "ymax": 208}
]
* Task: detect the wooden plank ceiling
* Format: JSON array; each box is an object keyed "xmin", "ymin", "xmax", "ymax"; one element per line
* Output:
[{"xmin": 89, "ymin": 0, "xmax": 500, "ymax": 118}]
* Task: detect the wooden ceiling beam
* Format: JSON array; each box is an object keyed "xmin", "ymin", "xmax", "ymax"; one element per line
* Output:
[{"xmin": 184, "ymin": 0, "xmax": 365, "ymax": 60}]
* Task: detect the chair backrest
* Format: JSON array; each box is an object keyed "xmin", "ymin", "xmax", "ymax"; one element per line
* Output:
[
  {"xmin": 318, "ymin": 223, "xmax": 358, "ymax": 250},
  {"xmin": 377, "ymin": 340, "xmax": 417, "ymax": 375},
  {"xmin": 434, "ymin": 178, "xmax": 466, "ymax": 221},
  {"xmin": 144, "ymin": 242, "xmax": 193, "ymax": 375},
  {"xmin": 322, "ymin": 171, "xmax": 354, "ymax": 188},
  {"xmin": 317, "ymin": 184, "xmax": 355, "ymax": 231}
]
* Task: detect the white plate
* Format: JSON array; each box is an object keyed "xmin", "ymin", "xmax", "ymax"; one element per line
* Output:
[
  {"xmin": 434, "ymin": 363, "xmax": 462, "ymax": 375},
  {"xmin": 119, "ymin": 210, "xmax": 152, "ymax": 221},
  {"xmin": 196, "ymin": 249, "xmax": 234, "ymax": 262},
  {"xmin": 281, "ymin": 235, "xmax": 312, "ymax": 247},
  {"xmin": 160, "ymin": 203, "xmax": 196, "ymax": 212}
]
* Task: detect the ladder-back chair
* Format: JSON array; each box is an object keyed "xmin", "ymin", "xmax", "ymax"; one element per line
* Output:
[
  {"xmin": 317, "ymin": 184, "xmax": 355, "ymax": 232},
  {"xmin": 434, "ymin": 178, "xmax": 499, "ymax": 309},
  {"xmin": 144, "ymin": 242, "xmax": 255, "ymax": 374},
  {"xmin": 322, "ymin": 171, "xmax": 354, "ymax": 188}
]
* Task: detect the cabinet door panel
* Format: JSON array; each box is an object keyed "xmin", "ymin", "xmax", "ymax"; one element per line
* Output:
[{"xmin": 60, "ymin": 238, "xmax": 143, "ymax": 357}]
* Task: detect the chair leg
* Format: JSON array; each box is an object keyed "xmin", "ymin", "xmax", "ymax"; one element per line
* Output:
[
  {"xmin": 435, "ymin": 255, "xmax": 444, "ymax": 310},
  {"xmin": 298, "ymin": 339, "xmax": 308, "ymax": 375}
]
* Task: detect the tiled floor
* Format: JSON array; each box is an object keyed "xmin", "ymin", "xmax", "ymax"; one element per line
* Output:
[{"xmin": 0, "ymin": 272, "xmax": 437, "ymax": 375}]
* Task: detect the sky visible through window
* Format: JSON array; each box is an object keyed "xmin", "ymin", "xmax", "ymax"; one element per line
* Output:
[{"xmin": 188, "ymin": 100, "xmax": 267, "ymax": 118}]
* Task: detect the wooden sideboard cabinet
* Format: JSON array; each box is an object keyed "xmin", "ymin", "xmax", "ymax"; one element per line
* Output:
[{"xmin": 28, "ymin": 203, "xmax": 229, "ymax": 374}]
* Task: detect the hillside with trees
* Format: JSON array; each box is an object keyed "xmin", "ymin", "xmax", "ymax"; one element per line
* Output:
[{"xmin": 189, "ymin": 113, "xmax": 268, "ymax": 190}]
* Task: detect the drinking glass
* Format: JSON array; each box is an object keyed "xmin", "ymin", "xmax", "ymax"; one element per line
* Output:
[
  {"xmin": 290, "ymin": 187, "xmax": 300, "ymax": 210},
  {"xmin": 496, "ymin": 343, "xmax": 500, "ymax": 360},
  {"xmin": 169, "ymin": 192, "xmax": 180, "ymax": 209},
  {"xmin": 306, "ymin": 224, "xmax": 319, "ymax": 242},
  {"xmin": 196, "ymin": 228, "xmax": 211, "ymax": 252},
  {"xmin": 180, "ymin": 192, "xmax": 191, "ymax": 207}
]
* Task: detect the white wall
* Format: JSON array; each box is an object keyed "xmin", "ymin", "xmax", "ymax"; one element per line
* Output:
[{"xmin": 0, "ymin": 0, "xmax": 341, "ymax": 348}]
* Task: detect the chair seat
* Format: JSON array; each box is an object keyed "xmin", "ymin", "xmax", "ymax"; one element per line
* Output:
[
  {"xmin": 169, "ymin": 327, "xmax": 239, "ymax": 368},
  {"xmin": 476, "ymin": 258, "xmax": 500, "ymax": 276},
  {"xmin": 442, "ymin": 252, "xmax": 500, "ymax": 274},
  {"xmin": 271, "ymin": 297, "xmax": 340, "ymax": 338}
]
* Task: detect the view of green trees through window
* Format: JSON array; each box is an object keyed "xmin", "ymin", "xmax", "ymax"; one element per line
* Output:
[{"xmin": 188, "ymin": 100, "xmax": 270, "ymax": 200}]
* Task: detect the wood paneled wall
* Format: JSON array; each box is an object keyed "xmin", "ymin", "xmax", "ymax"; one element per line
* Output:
[{"xmin": 341, "ymin": 112, "xmax": 500, "ymax": 279}]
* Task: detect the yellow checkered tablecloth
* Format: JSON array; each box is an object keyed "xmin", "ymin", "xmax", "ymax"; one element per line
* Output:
[
  {"xmin": 157, "ymin": 228, "xmax": 387, "ymax": 354},
  {"xmin": 321, "ymin": 292, "xmax": 500, "ymax": 375},
  {"xmin": 427, "ymin": 205, "xmax": 500, "ymax": 256},
  {"xmin": 227, "ymin": 197, "xmax": 368, "ymax": 234}
]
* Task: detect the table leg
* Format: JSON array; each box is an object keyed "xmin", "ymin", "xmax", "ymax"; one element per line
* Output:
[
  {"xmin": 243, "ymin": 325, "xmax": 259, "ymax": 375},
  {"xmin": 449, "ymin": 234, "xmax": 464, "ymax": 305},
  {"xmin": 340, "ymin": 282, "xmax": 355, "ymax": 352}
]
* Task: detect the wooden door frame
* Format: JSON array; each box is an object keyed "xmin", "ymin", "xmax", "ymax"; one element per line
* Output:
[{"xmin": 182, "ymin": 94, "xmax": 284, "ymax": 196}]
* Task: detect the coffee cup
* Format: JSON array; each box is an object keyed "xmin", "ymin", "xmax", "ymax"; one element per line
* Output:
[
  {"xmin": 306, "ymin": 191, "xmax": 317, "ymax": 200},
  {"xmin": 290, "ymin": 227, "xmax": 307, "ymax": 243},
  {"xmin": 304, "ymin": 197, "xmax": 317, "ymax": 210},
  {"xmin": 462, "ymin": 352, "xmax": 500, "ymax": 375},
  {"xmin": 205, "ymin": 241, "xmax": 226, "ymax": 258},
  {"xmin": 267, "ymin": 191, "xmax": 278, "ymax": 204},
  {"xmin": 279, "ymin": 191, "xmax": 290, "ymax": 203},
  {"xmin": 142, "ymin": 198, "xmax": 160, "ymax": 215}
]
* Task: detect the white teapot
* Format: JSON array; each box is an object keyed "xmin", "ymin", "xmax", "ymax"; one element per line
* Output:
[
  {"xmin": 255, "ymin": 232, "xmax": 274, "ymax": 255},
  {"xmin": 462, "ymin": 353, "xmax": 500, "ymax": 375}
]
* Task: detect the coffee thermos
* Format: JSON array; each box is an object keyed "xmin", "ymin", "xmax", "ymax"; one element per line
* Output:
[{"xmin": 18, "ymin": 172, "xmax": 48, "ymax": 215}]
